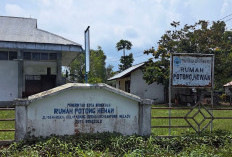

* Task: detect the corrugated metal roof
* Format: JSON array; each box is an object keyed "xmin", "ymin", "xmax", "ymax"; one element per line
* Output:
[
  {"xmin": 108, "ymin": 62, "xmax": 144, "ymax": 81},
  {"xmin": 0, "ymin": 16, "xmax": 81, "ymax": 46},
  {"xmin": 224, "ymin": 81, "xmax": 232, "ymax": 87}
]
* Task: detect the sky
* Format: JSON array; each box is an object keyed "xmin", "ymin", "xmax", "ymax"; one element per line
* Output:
[{"xmin": 0, "ymin": 0, "xmax": 232, "ymax": 70}]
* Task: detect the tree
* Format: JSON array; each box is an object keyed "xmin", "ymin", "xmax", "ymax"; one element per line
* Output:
[
  {"xmin": 106, "ymin": 64, "xmax": 115, "ymax": 79},
  {"xmin": 69, "ymin": 46, "xmax": 108, "ymax": 83},
  {"xmin": 118, "ymin": 53, "xmax": 134, "ymax": 71},
  {"xmin": 116, "ymin": 39, "xmax": 133, "ymax": 57},
  {"xmin": 116, "ymin": 39, "xmax": 134, "ymax": 71},
  {"xmin": 143, "ymin": 20, "xmax": 232, "ymax": 95},
  {"xmin": 69, "ymin": 53, "xmax": 85, "ymax": 83},
  {"xmin": 88, "ymin": 46, "xmax": 107, "ymax": 83}
]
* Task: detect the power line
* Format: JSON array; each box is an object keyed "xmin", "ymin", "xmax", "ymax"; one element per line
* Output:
[
  {"xmin": 106, "ymin": 53, "xmax": 149, "ymax": 63},
  {"xmin": 219, "ymin": 13, "xmax": 232, "ymax": 21},
  {"xmin": 225, "ymin": 17, "xmax": 232, "ymax": 23}
]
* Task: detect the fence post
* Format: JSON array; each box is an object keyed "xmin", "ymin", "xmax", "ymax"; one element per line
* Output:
[
  {"xmin": 168, "ymin": 54, "xmax": 173, "ymax": 136},
  {"xmin": 210, "ymin": 55, "xmax": 215, "ymax": 132},
  {"xmin": 14, "ymin": 99, "xmax": 28, "ymax": 141},
  {"xmin": 139, "ymin": 101, "xmax": 152, "ymax": 136}
]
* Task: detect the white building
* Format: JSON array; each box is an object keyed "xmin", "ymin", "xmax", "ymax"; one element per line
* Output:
[
  {"xmin": 0, "ymin": 16, "xmax": 83, "ymax": 106},
  {"xmin": 224, "ymin": 81, "xmax": 232, "ymax": 95},
  {"xmin": 108, "ymin": 63, "xmax": 164, "ymax": 103}
]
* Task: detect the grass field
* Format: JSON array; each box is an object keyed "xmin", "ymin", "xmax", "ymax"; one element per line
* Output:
[{"xmin": 0, "ymin": 110, "xmax": 15, "ymax": 140}]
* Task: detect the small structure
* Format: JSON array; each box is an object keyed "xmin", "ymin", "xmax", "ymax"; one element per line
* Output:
[
  {"xmin": 0, "ymin": 16, "xmax": 83, "ymax": 106},
  {"xmin": 224, "ymin": 81, "xmax": 232, "ymax": 95},
  {"xmin": 108, "ymin": 63, "xmax": 164, "ymax": 103},
  {"xmin": 14, "ymin": 83, "xmax": 152, "ymax": 140}
]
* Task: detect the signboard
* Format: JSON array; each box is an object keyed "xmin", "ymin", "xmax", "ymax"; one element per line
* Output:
[
  {"xmin": 15, "ymin": 84, "xmax": 151, "ymax": 140},
  {"xmin": 171, "ymin": 54, "xmax": 214, "ymax": 87},
  {"xmin": 42, "ymin": 103, "xmax": 131, "ymax": 123}
]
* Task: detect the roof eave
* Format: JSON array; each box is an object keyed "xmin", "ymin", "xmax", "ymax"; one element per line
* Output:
[{"xmin": 0, "ymin": 41, "xmax": 83, "ymax": 52}]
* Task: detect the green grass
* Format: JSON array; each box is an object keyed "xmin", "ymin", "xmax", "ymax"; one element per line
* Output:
[
  {"xmin": 151, "ymin": 104, "xmax": 232, "ymax": 136},
  {"xmin": 0, "ymin": 110, "xmax": 15, "ymax": 140}
]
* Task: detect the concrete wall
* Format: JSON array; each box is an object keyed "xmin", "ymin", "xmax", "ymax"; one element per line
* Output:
[
  {"xmin": 23, "ymin": 61, "xmax": 57, "ymax": 91},
  {"xmin": 15, "ymin": 86, "xmax": 153, "ymax": 140},
  {"xmin": 130, "ymin": 69, "xmax": 164, "ymax": 103},
  {"xmin": 0, "ymin": 61, "xmax": 18, "ymax": 101},
  {"xmin": 24, "ymin": 61, "xmax": 57, "ymax": 75}
]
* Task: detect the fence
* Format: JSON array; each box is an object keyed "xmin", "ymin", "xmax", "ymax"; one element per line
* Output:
[
  {"xmin": 151, "ymin": 103, "xmax": 232, "ymax": 135},
  {"xmin": 0, "ymin": 107, "xmax": 15, "ymax": 144}
]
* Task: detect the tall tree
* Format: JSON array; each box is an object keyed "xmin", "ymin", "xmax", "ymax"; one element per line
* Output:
[
  {"xmin": 143, "ymin": 20, "xmax": 232, "ymax": 92},
  {"xmin": 116, "ymin": 39, "xmax": 134, "ymax": 71},
  {"xmin": 69, "ymin": 46, "xmax": 107, "ymax": 83},
  {"xmin": 118, "ymin": 53, "xmax": 134, "ymax": 71},
  {"xmin": 116, "ymin": 39, "xmax": 133, "ymax": 57}
]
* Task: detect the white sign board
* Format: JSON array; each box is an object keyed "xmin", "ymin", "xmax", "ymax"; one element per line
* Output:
[{"xmin": 171, "ymin": 54, "xmax": 214, "ymax": 87}]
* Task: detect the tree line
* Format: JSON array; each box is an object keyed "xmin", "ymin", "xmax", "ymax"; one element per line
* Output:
[
  {"xmin": 68, "ymin": 20, "xmax": 232, "ymax": 93},
  {"xmin": 143, "ymin": 20, "xmax": 232, "ymax": 92}
]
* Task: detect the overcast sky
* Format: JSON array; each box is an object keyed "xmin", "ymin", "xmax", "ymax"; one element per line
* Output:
[{"xmin": 0, "ymin": 0, "xmax": 232, "ymax": 70}]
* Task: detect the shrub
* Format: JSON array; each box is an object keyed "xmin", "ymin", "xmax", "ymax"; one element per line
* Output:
[{"xmin": 1, "ymin": 131, "xmax": 232, "ymax": 157}]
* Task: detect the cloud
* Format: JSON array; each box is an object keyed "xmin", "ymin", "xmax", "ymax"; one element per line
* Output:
[
  {"xmin": 221, "ymin": 0, "xmax": 232, "ymax": 16},
  {"xmin": 1, "ymin": 0, "xmax": 232, "ymax": 70},
  {"xmin": 5, "ymin": 4, "xmax": 27, "ymax": 17},
  {"xmin": 124, "ymin": 28, "xmax": 139, "ymax": 39}
]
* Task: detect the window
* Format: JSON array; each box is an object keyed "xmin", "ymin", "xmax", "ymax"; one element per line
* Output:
[
  {"xmin": 49, "ymin": 53, "xmax": 57, "ymax": 60},
  {"xmin": 23, "ymin": 52, "xmax": 31, "ymax": 60},
  {"xmin": 125, "ymin": 80, "xmax": 131, "ymax": 93},
  {"xmin": 23, "ymin": 52, "xmax": 58, "ymax": 61},
  {"xmin": 0, "ymin": 51, "xmax": 8, "ymax": 60},
  {"xmin": 32, "ymin": 52, "xmax": 40, "ymax": 60},
  {"xmin": 9, "ymin": 51, "xmax": 17, "ymax": 60},
  {"xmin": 47, "ymin": 67, "xmax": 51, "ymax": 75},
  {"xmin": 41, "ymin": 53, "xmax": 49, "ymax": 60}
]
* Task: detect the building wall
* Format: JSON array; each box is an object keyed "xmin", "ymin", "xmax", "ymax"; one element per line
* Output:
[
  {"xmin": 130, "ymin": 69, "xmax": 164, "ymax": 103},
  {"xmin": 24, "ymin": 61, "xmax": 57, "ymax": 75},
  {"xmin": 225, "ymin": 86, "xmax": 231, "ymax": 95},
  {"xmin": 0, "ymin": 61, "xmax": 18, "ymax": 101},
  {"xmin": 116, "ymin": 77, "xmax": 130, "ymax": 91},
  {"xmin": 26, "ymin": 88, "xmax": 139, "ymax": 137}
]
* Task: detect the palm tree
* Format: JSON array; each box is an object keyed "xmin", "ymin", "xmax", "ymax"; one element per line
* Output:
[{"xmin": 116, "ymin": 39, "xmax": 133, "ymax": 57}]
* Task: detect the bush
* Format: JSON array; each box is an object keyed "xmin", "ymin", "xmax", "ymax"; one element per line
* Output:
[
  {"xmin": 1, "ymin": 131, "xmax": 232, "ymax": 156},
  {"xmin": 219, "ymin": 93, "xmax": 228, "ymax": 102}
]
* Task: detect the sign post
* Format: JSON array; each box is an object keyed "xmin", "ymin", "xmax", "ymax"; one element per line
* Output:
[
  {"xmin": 85, "ymin": 26, "xmax": 90, "ymax": 83},
  {"xmin": 169, "ymin": 53, "xmax": 214, "ymax": 134}
]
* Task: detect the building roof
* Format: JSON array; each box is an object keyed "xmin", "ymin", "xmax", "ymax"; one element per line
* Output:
[
  {"xmin": 224, "ymin": 81, "xmax": 232, "ymax": 87},
  {"xmin": 0, "ymin": 16, "xmax": 81, "ymax": 46},
  {"xmin": 108, "ymin": 62, "xmax": 144, "ymax": 81},
  {"xmin": 14, "ymin": 83, "xmax": 153, "ymax": 105}
]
